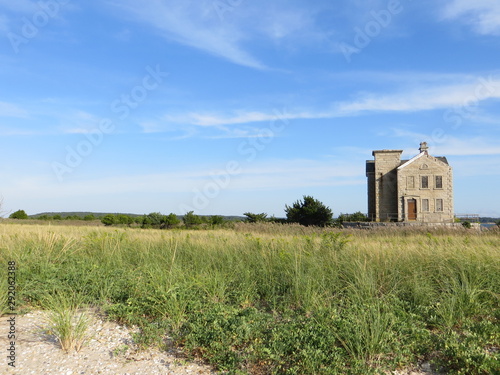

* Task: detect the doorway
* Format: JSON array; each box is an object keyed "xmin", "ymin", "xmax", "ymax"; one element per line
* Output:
[{"xmin": 408, "ymin": 199, "xmax": 417, "ymax": 221}]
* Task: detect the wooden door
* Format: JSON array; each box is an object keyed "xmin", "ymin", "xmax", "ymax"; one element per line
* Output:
[{"xmin": 408, "ymin": 199, "xmax": 417, "ymax": 221}]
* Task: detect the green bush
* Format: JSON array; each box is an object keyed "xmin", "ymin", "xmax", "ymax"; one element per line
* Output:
[
  {"xmin": 9, "ymin": 209, "xmax": 28, "ymax": 219},
  {"xmin": 243, "ymin": 212, "xmax": 268, "ymax": 223},
  {"xmin": 285, "ymin": 196, "xmax": 333, "ymax": 227},
  {"xmin": 183, "ymin": 211, "xmax": 202, "ymax": 228},
  {"xmin": 101, "ymin": 214, "xmax": 116, "ymax": 226}
]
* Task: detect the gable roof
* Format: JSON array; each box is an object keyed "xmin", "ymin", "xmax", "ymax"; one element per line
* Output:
[{"xmin": 397, "ymin": 152, "xmax": 449, "ymax": 170}]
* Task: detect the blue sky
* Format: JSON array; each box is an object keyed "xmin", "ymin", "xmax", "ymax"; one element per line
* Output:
[{"xmin": 1, "ymin": 0, "xmax": 500, "ymax": 217}]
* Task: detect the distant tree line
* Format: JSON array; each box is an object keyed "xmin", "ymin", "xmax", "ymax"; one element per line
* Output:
[
  {"xmin": 8, "ymin": 210, "xmax": 99, "ymax": 221},
  {"xmin": 11, "ymin": 195, "xmax": 492, "ymax": 229},
  {"xmin": 101, "ymin": 211, "xmax": 229, "ymax": 229}
]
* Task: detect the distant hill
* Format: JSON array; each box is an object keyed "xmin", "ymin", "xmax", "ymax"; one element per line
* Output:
[
  {"xmin": 30, "ymin": 212, "xmax": 142, "ymax": 218},
  {"xmin": 30, "ymin": 212, "xmax": 246, "ymax": 221}
]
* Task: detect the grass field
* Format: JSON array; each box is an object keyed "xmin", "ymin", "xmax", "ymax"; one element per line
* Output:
[{"xmin": 1, "ymin": 222, "xmax": 499, "ymax": 374}]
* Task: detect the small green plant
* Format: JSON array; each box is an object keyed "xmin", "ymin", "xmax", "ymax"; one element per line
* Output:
[
  {"xmin": 43, "ymin": 293, "xmax": 93, "ymax": 353},
  {"xmin": 112, "ymin": 344, "xmax": 130, "ymax": 357},
  {"xmin": 462, "ymin": 221, "xmax": 472, "ymax": 229}
]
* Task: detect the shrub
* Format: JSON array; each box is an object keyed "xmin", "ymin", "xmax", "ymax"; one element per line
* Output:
[
  {"xmin": 337, "ymin": 211, "xmax": 369, "ymax": 223},
  {"xmin": 243, "ymin": 212, "xmax": 268, "ymax": 223},
  {"xmin": 101, "ymin": 214, "xmax": 116, "ymax": 226},
  {"xmin": 116, "ymin": 214, "xmax": 134, "ymax": 226},
  {"xmin": 462, "ymin": 221, "xmax": 472, "ymax": 229},
  {"xmin": 165, "ymin": 213, "xmax": 181, "ymax": 228},
  {"xmin": 9, "ymin": 209, "xmax": 28, "ymax": 219},
  {"xmin": 183, "ymin": 211, "xmax": 202, "ymax": 228},
  {"xmin": 285, "ymin": 196, "xmax": 333, "ymax": 227},
  {"xmin": 209, "ymin": 215, "xmax": 225, "ymax": 226}
]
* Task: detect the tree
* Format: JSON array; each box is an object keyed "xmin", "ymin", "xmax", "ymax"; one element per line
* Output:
[
  {"xmin": 165, "ymin": 213, "xmax": 180, "ymax": 228},
  {"xmin": 183, "ymin": 211, "xmax": 202, "ymax": 228},
  {"xmin": 209, "ymin": 215, "xmax": 225, "ymax": 226},
  {"xmin": 10, "ymin": 209, "xmax": 28, "ymax": 220},
  {"xmin": 285, "ymin": 196, "xmax": 333, "ymax": 227},
  {"xmin": 243, "ymin": 212, "xmax": 268, "ymax": 223},
  {"xmin": 83, "ymin": 214, "xmax": 95, "ymax": 221},
  {"xmin": 337, "ymin": 211, "xmax": 369, "ymax": 224},
  {"xmin": 101, "ymin": 214, "xmax": 116, "ymax": 226},
  {"xmin": 116, "ymin": 214, "xmax": 134, "ymax": 226},
  {"xmin": 141, "ymin": 212, "xmax": 165, "ymax": 228}
]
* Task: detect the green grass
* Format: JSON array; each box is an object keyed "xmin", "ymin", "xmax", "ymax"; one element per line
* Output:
[
  {"xmin": 0, "ymin": 223, "xmax": 499, "ymax": 374},
  {"xmin": 42, "ymin": 292, "xmax": 93, "ymax": 353}
]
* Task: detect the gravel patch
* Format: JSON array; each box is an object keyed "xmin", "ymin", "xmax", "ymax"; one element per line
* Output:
[{"xmin": 0, "ymin": 310, "xmax": 216, "ymax": 375}]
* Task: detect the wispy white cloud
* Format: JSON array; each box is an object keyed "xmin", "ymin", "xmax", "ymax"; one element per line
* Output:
[
  {"xmin": 107, "ymin": 0, "xmax": 267, "ymax": 69},
  {"xmin": 0, "ymin": 101, "xmax": 28, "ymax": 118},
  {"xmin": 0, "ymin": 0, "xmax": 39, "ymax": 13},
  {"xmin": 391, "ymin": 129, "xmax": 500, "ymax": 156},
  {"xmin": 59, "ymin": 110, "xmax": 102, "ymax": 134},
  {"xmin": 442, "ymin": 0, "xmax": 500, "ymax": 35},
  {"xmin": 106, "ymin": 0, "xmax": 326, "ymax": 69},
  {"xmin": 0, "ymin": 14, "xmax": 8, "ymax": 32},
  {"xmin": 139, "ymin": 73, "xmax": 500, "ymax": 134},
  {"xmin": 2, "ymin": 158, "xmax": 363, "ymax": 205},
  {"xmin": 432, "ymin": 137, "xmax": 500, "ymax": 156},
  {"xmin": 336, "ymin": 77, "xmax": 500, "ymax": 114}
]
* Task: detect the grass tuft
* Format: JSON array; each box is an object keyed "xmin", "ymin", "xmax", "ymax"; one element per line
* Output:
[{"xmin": 43, "ymin": 293, "xmax": 93, "ymax": 353}]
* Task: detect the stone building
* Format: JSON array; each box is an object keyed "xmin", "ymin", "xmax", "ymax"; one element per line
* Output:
[{"xmin": 366, "ymin": 142, "xmax": 453, "ymax": 222}]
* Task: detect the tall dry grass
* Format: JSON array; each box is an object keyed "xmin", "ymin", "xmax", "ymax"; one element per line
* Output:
[{"xmin": 0, "ymin": 222, "xmax": 498, "ymax": 373}]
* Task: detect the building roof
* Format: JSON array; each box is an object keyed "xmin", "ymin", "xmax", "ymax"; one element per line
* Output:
[
  {"xmin": 397, "ymin": 151, "xmax": 449, "ymax": 170},
  {"xmin": 366, "ymin": 154, "xmax": 448, "ymax": 174}
]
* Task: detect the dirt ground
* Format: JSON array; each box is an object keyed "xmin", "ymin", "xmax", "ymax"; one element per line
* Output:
[{"xmin": 0, "ymin": 310, "xmax": 216, "ymax": 375}]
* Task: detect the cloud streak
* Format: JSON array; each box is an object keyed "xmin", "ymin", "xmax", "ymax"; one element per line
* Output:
[
  {"xmin": 442, "ymin": 0, "xmax": 500, "ymax": 35},
  {"xmin": 0, "ymin": 101, "xmax": 28, "ymax": 118},
  {"xmin": 139, "ymin": 73, "xmax": 500, "ymax": 134},
  {"xmin": 107, "ymin": 0, "xmax": 267, "ymax": 69}
]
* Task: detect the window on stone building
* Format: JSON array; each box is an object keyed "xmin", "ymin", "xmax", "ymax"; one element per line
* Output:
[
  {"xmin": 421, "ymin": 176, "xmax": 429, "ymax": 189},
  {"xmin": 407, "ymin": 176, "xmax": 415, "ymax": 189},
  {"xmin": 435, "ymin": 176, "xmax": 443, "ymax": 189},
  {"xmin": 436, "ymin": 199, "xmax": 443, "ymax": 212},
  {"xmin": 422, "ymin": 199, "xmax": 429, "ymax": 212}
]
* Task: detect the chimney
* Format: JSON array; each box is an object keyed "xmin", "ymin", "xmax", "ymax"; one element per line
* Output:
[{"xmin": 419, "ymin": 142, "xmax": 429, "ymax": 153}]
